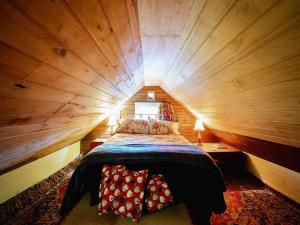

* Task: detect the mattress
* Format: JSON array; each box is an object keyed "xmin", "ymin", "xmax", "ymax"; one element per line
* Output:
[{"xmin": 102, "ymin": 133, "xmax": 193, "ymax": 146}]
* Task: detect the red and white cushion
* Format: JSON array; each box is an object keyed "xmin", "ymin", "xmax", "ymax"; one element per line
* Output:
[
  {"xmin": 145, "ymin": 174, "xmax": 173, "ymax": 212},
  {"xmin": 98, "ymin": 165, "xmax": 148, "ymax": 222}
]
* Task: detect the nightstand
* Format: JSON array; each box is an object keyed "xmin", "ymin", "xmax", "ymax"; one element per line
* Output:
[
  {"xmin": 196, "ymin": 142, "xmax": 244, "ymax": 168},
  {"xmin": 89, "ymin": 138, "xmax": 108, "ymax": 151}
]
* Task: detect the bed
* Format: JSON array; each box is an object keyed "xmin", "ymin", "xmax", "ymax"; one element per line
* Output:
[{"xmin": 60, "ymin": 133, "xmax": 226, "ymax": 224}]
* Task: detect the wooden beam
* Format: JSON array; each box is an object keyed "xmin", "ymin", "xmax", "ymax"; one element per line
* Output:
[{"xmin": 208, "ymin": 127, "xmax": 300, "ymax": 173}]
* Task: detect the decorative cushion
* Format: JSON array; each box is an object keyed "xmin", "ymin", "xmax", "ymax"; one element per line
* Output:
[
  {"xmin": 115, "ymin": 119, "xmax": 149, "ymax": 134},
  {"xmin": 145, "ymin": 174, "xmax": 173, "ymax": 212},
  {"xmin": 149, "ymin": 119, "xmax": 180, "ymax": 135},
  {"xmin": 98, "ymin": 165, "xmax": 148, "ymax": 222}
]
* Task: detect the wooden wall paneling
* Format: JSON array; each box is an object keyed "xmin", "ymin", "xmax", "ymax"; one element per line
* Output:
[
  {"xmin": 160, "ymin": 0, "xmax": 300, "ymax": 149},
  {"xmin": 0, "ymin": 42, "xmax": 124, "ymax": 102},
  {"xmin": 64, "ymin": 0, "xmax": 137, "ymax": 94},
  {"xmin": 0, "ymin": 97, "xmax": 64, "ymax": 125},
  {"xmin": 81, "ymin": 86, "xmax": 199, "ymax": 155},
  {"xmin": 0, "ymin": 127, "xmax": 81, "ymax": 170},
  {"xmin": 0, "ymin": 123, "xmax": 94, "ymax": 175},
  {"xmin": 9, "ymin": 0, "xmax": 133, "ymax": 97},
  {"xmin": 80, "ymin": 118, "xmax": 111, "ymax": 154},
  {"xmin": 187, "ymin": 55, "xmax": 300, "ymax": 105},
  {"xmin": 207, "ymin": 122, "xmax": 300, "ymax": 149},
  {"xmin": 0, "ymin": 117, "xmax": 101, "ymax": 174},
  {"xmin": 33, "ymin": 121, "xmax": 100, "ymax": 159},
  {"xmin": 65, "ymin": 0, "xmax": 131, "ymax": 74},
  {"xmin": 138, "ymin": 0, "xmax": 194, "ymax": 85},
  {"xmin": 177, "ymin": 0, "xmax": 277, "ymax": 81},
  {"xmin": 163, "ymin": 0, "xmax": 206, "ymax": 78},
  {"xmin": 0, "ymin": 73, "xmax": 75, "ymax": 103},
  {"xmin": 124, "ymin": 0, "xmax": 144, "ymax": 87},
  {"xmin": 100, "ymin": 0, "xmax": 139, "ymax": 75},
  {"xmin": 0, "ymin": 0, "xmax": 144, "ymax": 173},
  {"xmin": 0, "ymin": 2, "xmax": 97, "ymax": 85},
  {"xmin": 185, "ymin": 0, "xmax": 300, "ymax": 89},
  {"xmin": 179, "ymin": 15, "xmax": 300, "ymax": 100},
  {"xmin": 208, "ymin": 127, "xmax": 300, "ymax": 173},
  {"xmin": 164, "ymin": 1, "xmax": 300, "ymax": 94},
  {"xmin": 0, "ymin": 56, "xmax": 115, "ymax": 122},
  {"xmin": 165, "ymin": 0, "xmax": 236, "ymax": 85},
  {"xmin": 0, "ymin": 115, "xmax": 98, "ymax": 141},
  {"xmin": 0, "ymin": 1, "xmax": 129, "ymax": 99},
  {"xmin": 122, "ymin": 86, "xmax": 199, "ymax": 142},
  {"xmin": 244, "ymin": 152, "xmax": 300, "ymax": 204}
]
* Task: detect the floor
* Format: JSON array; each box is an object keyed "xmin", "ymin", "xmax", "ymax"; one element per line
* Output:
[{"xmin": 0, "ymin": 156, "xmax": 299, "ymax": 225}]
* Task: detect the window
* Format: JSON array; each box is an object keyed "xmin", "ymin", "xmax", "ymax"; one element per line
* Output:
[{"xmin": 135, "ymin": 102, "xmax": 161, "ymax": 120}]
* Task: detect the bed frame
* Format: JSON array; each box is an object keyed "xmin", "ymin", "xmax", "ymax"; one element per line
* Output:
[{"xmin": 119, "ymin": 112, "xmax": 179, "ymax": 122}]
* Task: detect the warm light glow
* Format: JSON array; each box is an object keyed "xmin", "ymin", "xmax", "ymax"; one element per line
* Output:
[
  {"xmin": 93, "ymin": 102, "xmax": 125, "ymax": 126},
  {"xmin": 180, "ymin": 103, "xmax": 211, "ymax": 125},
  {"xmin": 108, "ymin": 115, "xmax": 118, "ymax": 127},
  {"xmin": 147, "ymin": 91, "xmax": 155, "ymax": 101},
  {"xmin": 194, "ymin": 119, "xmax": 205, "ymax": 131}
]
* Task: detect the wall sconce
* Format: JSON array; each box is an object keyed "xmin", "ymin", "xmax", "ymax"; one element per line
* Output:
[
  {"xmin": 193, "ymin": 118, "xmax": 205, "ymax": 145},
  {"xmin": 147, "ymin": 91, "xmax": 155, "ymax": 101},
  {"xmin": 108, "ymin": 115, "xmax": 118, "ymax": 136}
]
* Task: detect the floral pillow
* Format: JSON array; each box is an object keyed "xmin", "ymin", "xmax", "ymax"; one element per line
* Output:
[
  {"xmin": 149, "ymin": 119, "xmax": 180, "ymax": 135},
  {"xmin": 115, "ymin": 119, "xmax": 149, "ymax": 134},
  {"xmin": 145, "ymin": 174, "xmax": 173, "ymax": 212},
  {"xmin": 98, "ymin": 165, "xmax": 148, "ymax": 222}
]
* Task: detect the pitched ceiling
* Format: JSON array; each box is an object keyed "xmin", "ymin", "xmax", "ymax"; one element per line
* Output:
[
  {"xmin": 0, "ymin": 0, "xmax": 144, "ymax": 173},
  {"xmin": 139, "ymin": 0, "xmax": 300, "ymax": 148},
  {"xmin": 1, "ymin": 0, "xmax": 300, "ymax": 173}
]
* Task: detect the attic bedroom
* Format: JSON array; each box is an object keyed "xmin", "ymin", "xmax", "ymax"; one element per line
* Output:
[{"xmin": 0, "ymin": 0, "xmax": 299, "ymax": 224}]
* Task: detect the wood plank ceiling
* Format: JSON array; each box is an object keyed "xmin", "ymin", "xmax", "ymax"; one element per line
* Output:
[
  {"xmin": 1, "ymin": 0, "xmax": 300, "ymax": 173},
  {"xmin": 139, "ymin": 0, "xmax": 300, "ymax": 148},
  {"xmin": 0, "ymin": 0, "xmax": 143, "ymax": 173}
]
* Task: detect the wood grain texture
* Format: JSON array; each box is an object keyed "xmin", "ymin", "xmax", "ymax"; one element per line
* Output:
[
  {"xmin": 152, "ymin": 0, "xmax": 300, "ymax": 149},
  {"xmin": 138, "ymin": 0, "xmax": 195, "ymax": 85},
  {"xmin": 81, "ymin": 86, "xmax": 199, "ymax": 154},
  {"xmin": 0, "ymin": 0, "xmax": 143, "ymax": 173},
  {"xmin": 209, "ymin": 127, "xmax": 300, "ymax": 173},
  {"xmin": 1, "ymin": 0, "xmax": 300, "ymax": 187},
  {"xmin": 244, "ymin": 152, "xmax": 300, "ymax": 204}
]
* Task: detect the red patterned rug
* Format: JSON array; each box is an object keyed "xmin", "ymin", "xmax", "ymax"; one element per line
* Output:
[
  {"xmin": 0, "ymin": 158, "xmax": 299, "ymax": 225},
  {"xmin": 0, "ymin": 157, "xmax": 81, "ymax": 225}
]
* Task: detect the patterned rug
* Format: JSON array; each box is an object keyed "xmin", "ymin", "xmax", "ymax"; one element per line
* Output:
[
  {"xmin": 0, "ymin": 157, "xmax": 299, "ymax": 225},
  {"xmin": 0, "ymin": 157, "xmax": 82, "ymax": 225}
]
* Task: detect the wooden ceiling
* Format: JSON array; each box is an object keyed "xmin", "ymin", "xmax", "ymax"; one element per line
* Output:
[
  {"xmin": 139, "ymin": 0, "xmax": 300, "ymax": 148},
  {"xmin": 1, "ymin": 0, "xmax": 300, "ymax": 173},
  {"xmin": 0, "ymin": 0, "xmax": 143, "ymax": 173},
  {"xmin": 138, "ymin": 0, "xmax": 195, "ymax": 85}
]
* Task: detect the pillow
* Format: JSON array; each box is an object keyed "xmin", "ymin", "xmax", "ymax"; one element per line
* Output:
[
  {"xmin": 98, "ymin": 165, "xmax": 148, "ymax": 222},
  {"xmin": 145, "ymin": 174, "xmax": 173, "ymax": 212},
  {"xmin": 149, "ymin": 119, "xmax": 180, "ymax": 135},
  {"xmin": 98, "ymin": 165, "xmax": 126, "ymax": 214},
  {"xmin": 115, "ymin": 119, "xmax": 149, "ymax": 134}
]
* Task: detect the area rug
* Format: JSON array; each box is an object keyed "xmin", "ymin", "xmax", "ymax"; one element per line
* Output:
[
  {"xmin": 0, "ymin": 157, "xmax": 300, "ymax": 225},
  {"xmin": 0, "ymin": 156, "xmax": 82, "ymax": 225}
]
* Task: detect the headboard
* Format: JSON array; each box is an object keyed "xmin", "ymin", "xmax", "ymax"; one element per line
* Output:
[{"xmin": 119, "ymin": 112, "xmax": 179, "ymax": 122}]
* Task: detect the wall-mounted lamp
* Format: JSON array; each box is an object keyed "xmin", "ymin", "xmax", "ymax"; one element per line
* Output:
[
  {"xmin": 108, "ymin": 115, "xmax": 118, "ymax": 136},
  {"xmin": 193, "ymin": 118, "xmax": 205, "ymax": 145},
  {"xmin": 147, "ymin": 91, "xmax": 155, "ymax": 101}
]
